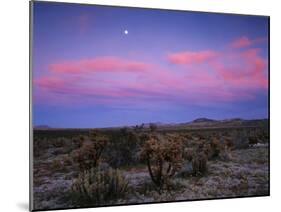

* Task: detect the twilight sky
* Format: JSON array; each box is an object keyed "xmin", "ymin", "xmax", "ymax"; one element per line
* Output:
[{"xmin": 32, "ymin": 2, "xmax": 269, "ymax": 128}]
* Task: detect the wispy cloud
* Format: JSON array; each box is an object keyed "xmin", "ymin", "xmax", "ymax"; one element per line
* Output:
[
  {"xmin": 49, "ymin": 57, "xmax": 152, "ymax": 74},
  {"xmin": 167, "ymin": 50, "xmax": 218, "ymax": 65},
  {"xmin": 230, "ymin": 36, "xmax": 267, "ymax": 49},
  {"xmin": 34, "ymin": 36, "xmax": 268, "ymax": 108}
]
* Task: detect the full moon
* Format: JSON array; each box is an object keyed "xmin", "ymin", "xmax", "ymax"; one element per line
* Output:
[{"xmin": 124, "ymin": 30, "xmax": 128, "ymax": 35}]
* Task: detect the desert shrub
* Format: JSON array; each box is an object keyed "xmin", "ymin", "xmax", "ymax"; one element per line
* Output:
[
  {"xmin": 194, "ymin": 139, "xmax": 215, "ymax": 160},
  {"xmin": 201, "ymin": 143, "xmax": 212, "ymax": 159},
  {"xmin": 219, "ymin": 147, "xmax": 233, "ymax": 161},
  {"xmin": 140, "ymin": 134, "xmax": 183, "ymax": 191},
  {"xmin": 105, "ymin": 130, "xmax": 141, "ymax": 168},
  {"xmin": 33, "ymin": 137, "xmax": 48, "ymax": 149},
  {"xmin": 53, "ymin": 146, "xmax": 73, "ymax": 155},
  {"xmin": 183, "ymin": 133, "xmax": 193, "ymax": 140},
  {"xmin": 53, "ymin": 137, "xmax": 79, "ymax": 155},
  {"xmin": 192, "ymin": 152, "xmax": 208, "ymax": 176},
  {"xmin": 70, "ymin": 167, "xmax": 129, "ymax": 206},
  {"xmin": 72, "ymin": 134, "xmax": 108, "ymax": 171},
  {"xmin": 139, "ymin": 132, "xmax": 151, "ymax": 142},
  {"xmin": 183, "ymin": 147, "xmax": 194, "ymax": 161},
  {"xmin": 33, "ymin": 138, "xmax": 44, "ymax": 158},
  {"xmin": 33, "ymin": 137, "xmax": 54, "ymax": 157},
  {"xmin": 71, "ymin": 135, "xmax": 85, "ymax": 149},
  {"xmin": 53, "ymin": 137, "xmax": 69, "ymax": 148},
  {"xmin": 176, "ymin": 163, "xmax": 193, "ymax": 178},
  {"xmin": 261, "ymin": 129, "xmax": 269, "ymax": 141},
  {"xmin": 89, "ymin": 129, "xmax": 103, "ymax": 138},
  {"xmin": 224, "ymin": 137, "xmax": 234, "ymax": 150},
  {"xmin": 62, "ymin": 154, "xmax": 73, "ymax": 166},
  {"xmin": 210, "ymin": 138, "xmax": 222, "ymax": 158},
  {"xmin": 185, "ymin": 134, "xmax": 232, "ymax": 163},
  {"xmin": 231, "ymin": 129, "xmax": 249, "ymax": 149},
  {"xmin": 198, "ymin": 134, "xmax": 206, "ymax": 140},
  {"xmin": 34, "ymin": 136, "xmax": 81, "ymax": 158},
  {"xmin": 248, "ymin": 136, "xmax": 259, "ymax": 146},
  {"xmin": 51, "ymin": 158, "xmax": 65, "ymax": 171},
  {"xmin": 203, "ymin": 137, "xmax": 233, "ymax": 161}
]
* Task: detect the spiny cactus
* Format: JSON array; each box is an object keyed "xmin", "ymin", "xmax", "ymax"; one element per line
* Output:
[
  {"xmin": 224, "ymin": 137, "xmax": 234, "ymax": 150},
  {"xmin": 192, "ymin": 152, "xmax": 208, "ymax": 176},
  {"xmin": 210, "ymin": 138, "xmax": 222, "ymax": 158},
  {"xmin": 140, "ymin": 134, "xmax": 183, "ymax": 191},
  {"xmin": 183, "ymin": 147, "xmax": 194, "ymax": 161},
  {"xmin": 72, "ymin": 134, "xmax": 108, "ymax": 171},
  {"xmin": 202, "ymin": 143, "xmax": 212, "ymax": 159},
  {"xmin": 71, "ymin": 135, "xmax": 84, "ymax": 149},
  {"xmin": 70, "ymin": 167, "xmax": 129, "ymax": 206}
]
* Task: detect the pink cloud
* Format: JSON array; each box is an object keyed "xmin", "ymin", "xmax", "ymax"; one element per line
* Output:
[
  {"xmin": 50, "ymin": 57, "xmax": 152, "ymax": 74},
  {"xmin": 231, "ymin": 36, "xmax": 252, "ymax": 48},
  {"xmin": 167, "ymin": 50, "xmax": 218, "ymax": 65},
  {"xmin": 210, "ymin": 48, "xmax": 268, "ymax": 89},
  {"xmin": 33, "ymin": 74, "xmax": 180, "ymax": 107},
  {"xmin": 35, "ymin": 77, "xmax": 69, "ymax": 92},
  {"xmin": 165, "ymin": 43, "xmax": 268, "ymax": 102},
  {"xmin": 35, "ymin": 36, "xmax": 268, "ymax": 107},
  {"xmin": 230, "ymin": 36, "xmax": 268, "ymax": 49}
]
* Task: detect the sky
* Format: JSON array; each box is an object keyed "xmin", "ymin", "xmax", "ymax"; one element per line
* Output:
[{"xmin": 32, "ymin": 2, "xmax": 269, "ymax": 128}]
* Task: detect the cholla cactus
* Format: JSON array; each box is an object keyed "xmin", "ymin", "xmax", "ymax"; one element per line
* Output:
[
  {"xmin": 140, "ymin": 135, "xmax": 183, "ymax": 190},
  {"xmin": 210, "ymin": 138, "xmax": 222, "ymax": 158},
  {"xmin": 183, "ymin": 147, "xmax": 194, "ymax": 161},
  {"xmin": 73, "ymin": 134, "xmax": 108, "ymax": 171},
  {"xmin": 71, "ymin": 135, "xmax": 84, "ymax": 149},
  {"xmin": 192, "ymin": 152, "xmax": 208, "ymax": 176},
  {"xmin": 224, "ymin": 137, "xmax": 234, "ymax": 150},
  {"xmin": 70, "ymin": 167, "xmax": 129, "ymax": 205},
  {"xmin": 202, "ymin": 143, "xmax": 212, "ymax": 159}
]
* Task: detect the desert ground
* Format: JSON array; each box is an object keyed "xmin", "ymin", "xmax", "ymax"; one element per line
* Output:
[{"xmin": 32, "ymin": 119, "xmax": 269, "ymax": 210}]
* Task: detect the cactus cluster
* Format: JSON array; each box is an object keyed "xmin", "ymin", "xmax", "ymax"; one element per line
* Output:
[
  {"xmin": 72, "ymin": 133, "xmax": 108, "ymax": 171},
  {"xmin": 140, "ymin": 134, "xmax": 184, "ymax": 191}
]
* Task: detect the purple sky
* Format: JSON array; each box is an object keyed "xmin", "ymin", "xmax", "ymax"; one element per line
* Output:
[{"xmin": 32, "ymin": 2, "xmax": 269, "ymax": 128}]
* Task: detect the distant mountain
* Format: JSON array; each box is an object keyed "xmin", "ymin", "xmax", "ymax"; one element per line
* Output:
[
  {"xmin": 185, "ymin": 118, "xmax": 268, "ymax": 128},
  {"xmin": 152, "ymin": 118, "xmax": 269, "ymax": 130},
  {"xmin": 192, "ymin": 118, "xmax": 217, "ymax": 123},
  {"xmin": 223, "ymin": 118, "xmax": 243, "ymax": 122},
  {"xmin": 34, "ymin": 125, "xmax": 52, "ymax": 130}
]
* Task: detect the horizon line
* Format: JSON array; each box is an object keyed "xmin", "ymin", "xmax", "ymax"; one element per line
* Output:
[{"xmin": 33, "ymin": 117, "xmax": 269, "ymax": 129}]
